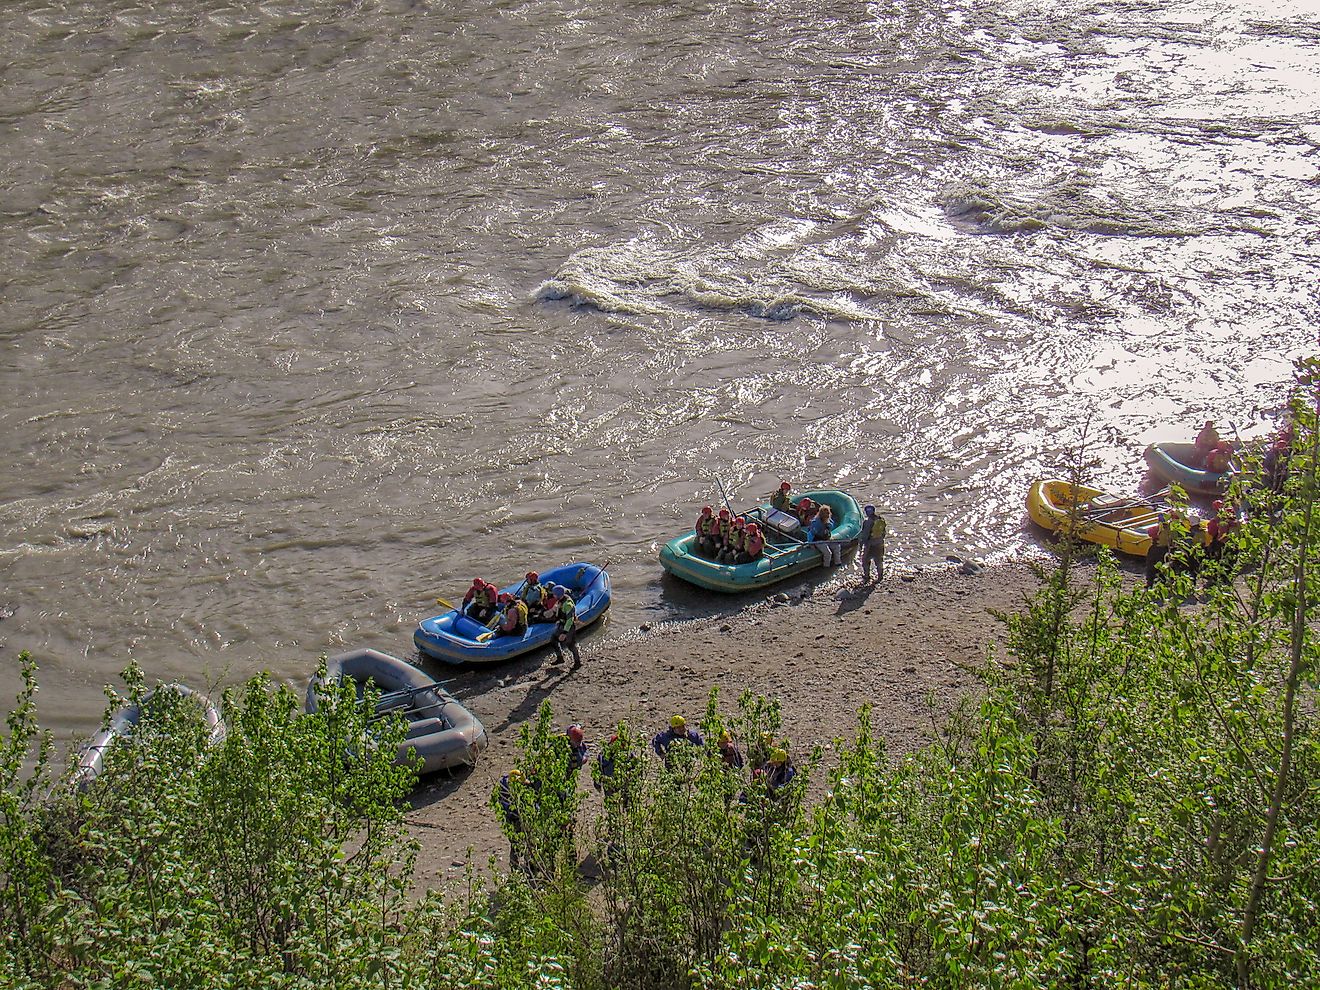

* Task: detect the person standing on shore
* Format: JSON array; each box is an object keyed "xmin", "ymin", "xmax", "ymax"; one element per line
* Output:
[
  {"xmin": 551, "ymin": 585, "xmax": 581, "ymax": 666},
  {"xmin": 859, "ymin": 504, "xmax": 887, "ymax": 584},
  {"xmin": 1145, "ymin": 513, "xmax": 1172, "ymax": 589},
  {"xmin": 651, "ymin": 715, "xmax": 703, "ymax": 759}
]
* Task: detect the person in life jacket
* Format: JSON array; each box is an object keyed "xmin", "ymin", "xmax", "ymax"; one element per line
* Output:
[
  {"xmin": 465, "ymin": 580, "xmax": 498, "ymax": 624},
  {"xmin": 717, "ymin": 729, "xmax": 745, "ymax": 770},
  {"xmin": 1205, "ymin": 441, "xmax": 1233, "ymax": 474},
  {"xmin": 714, "ymin": 508, "xmax": 733, "ymax": 554},
  {"xmin": 488, "ymin": 592, "xmax": 529, "ymax": 637},
  {"xmin": 859, "ymin": 504, "xmax": 887, "ymax": 584},
  {"xmin": 796, "ymin": 497, "xmax": 817, "ymax": 528},
  {"xmin": 551, "ymin": 585, "xmax": 581, "ymax": 666},
  {"xmin": 520, "ymin": 571, "xmax": 548, "ymax": 621},
  {"xmin": 694, "ymin": 506, "xmax": 718, "ymax": 558},
  {"xmin": 719, "ymin": 518, "xmax": 747, "ymax": 563},
  {"xmin": 1194, "ymin": 420, "xmax": 1220, "ymax": 467},
  {"xmin": 565, "ymin": 723, "xmax": 589, "ymax": 773},
  {"xmin": 494, "ymin": 767, "xmax": 537, "ymax": 870},
  {"xmin": 759, "ymin": 748, "xmax": 797, "ymax": 793},
  {"xmin": 1145, "ymin": 511, "xmax": 1181, "ymax": 589},
  {"xmin": 651, "ymin": 714, "xmax": 704, "ymax": 758},
  {"xmin": 740, "ymin": 522, "xmax": 765, "ymax": 563},
  {"xmin": 1204, "ymin": 499, "xmax": 1242, "ymax": 584},
  {"xmin": 461, "ymin": 578, "xmax": 485, "ymax": 617},
  {"xmin": 770, "ymin": 481, "xmax": 793, "ymax": 513}
]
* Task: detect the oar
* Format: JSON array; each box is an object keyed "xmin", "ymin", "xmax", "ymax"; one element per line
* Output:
[
  {"xmin": 715, "ymin": 475, "xmax": 736, "ymax": 517},
  {"xmin": 435, "ymin": 596, "xmax": 457, "ymax": 610},
  {"xmin": 371, "ymin": 694, "xmax": 453, "ymax": 723}
]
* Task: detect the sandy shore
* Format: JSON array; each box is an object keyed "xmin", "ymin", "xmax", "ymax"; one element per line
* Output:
[{"xmin": 404, "ymin": 558, "xmax": 1051, "ymax": 888}]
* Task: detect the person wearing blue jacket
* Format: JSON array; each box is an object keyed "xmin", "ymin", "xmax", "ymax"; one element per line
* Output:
[{"xmin": 651, "ymin": 714, "xmax": 703, "ymax": 758}]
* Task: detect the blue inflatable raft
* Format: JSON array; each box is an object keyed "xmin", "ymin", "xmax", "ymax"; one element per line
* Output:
[
  {"xmin": 1143, "ymin": 441, "xmax": 1235, "ymax": 495},
  {"xmin": 414, "ymin": 562, "xmax": 612, "ymax": 665},
  {"xmin": 658, "ymin": 489, "xmax": 863, "ymax": 593}
]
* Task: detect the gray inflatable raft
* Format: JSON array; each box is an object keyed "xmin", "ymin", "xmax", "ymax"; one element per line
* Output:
[
  {"xmin": 73, "ymin": 683, "xmax": 226, "ymax": 789},
  {"xmin": 305, "ymin": 648, "xmax": 488, "ymax": 775}
]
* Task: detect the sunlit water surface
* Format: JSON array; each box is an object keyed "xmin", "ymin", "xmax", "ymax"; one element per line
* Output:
[{"xmin": 1, "ymin": 0, "xmax": 1317, "ymax": 738}]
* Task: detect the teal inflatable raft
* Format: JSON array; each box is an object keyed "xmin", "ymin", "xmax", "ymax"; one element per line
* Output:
[
  {"xmin": 659, "ymin": 489, "xmax": 862, "ymax": 593},
  {"xmin": 1143, "ymin": 441, "xmax": 1235, "ymax": 495}
]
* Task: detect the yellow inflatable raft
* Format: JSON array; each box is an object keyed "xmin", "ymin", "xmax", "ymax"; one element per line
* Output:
[{"xmin": 1026, "ymin": 479, "xmax": 1198, "ymax": 557}]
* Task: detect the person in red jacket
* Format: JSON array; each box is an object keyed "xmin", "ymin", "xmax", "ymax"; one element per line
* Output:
[
  {"xmin": 1205, "ymin": 441, "xmax": 1233, "ymax": 474},
  {"xmin": 1204, "ymin": 500, "xmax": 1241, "ymax": 585},
  {"xmin": 740, "ymin": 523, "xmax": 766, "ymax": 563}
]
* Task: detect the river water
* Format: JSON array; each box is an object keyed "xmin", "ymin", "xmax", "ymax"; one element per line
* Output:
[{"xmin": 2, "ymin": 0, "xmax": 1317, "ymax": 737}]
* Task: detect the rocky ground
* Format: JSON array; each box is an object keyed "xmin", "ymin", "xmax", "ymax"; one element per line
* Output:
[{"xmin": 404, "ymin": 557, "xmax": 1054, "ymax": 889}]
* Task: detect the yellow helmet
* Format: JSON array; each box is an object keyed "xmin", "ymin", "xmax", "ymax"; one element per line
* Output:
[
  {"xmin": 670, "ymin": 715, "xmax": 686, "ymax": 731},
  {"xmin": 718, "ymin": 730, "xmax": 733, "ymax": 745},
  {"xmin": 770, "ymin": 748, "xmax": 788, "ymax": 765},
  {"xmin": 508, "ymin": 768, "xmax": 524, "ymax": 782}
]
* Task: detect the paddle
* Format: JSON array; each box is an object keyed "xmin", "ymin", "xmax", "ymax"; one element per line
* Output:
[{"xmin": 715, "ymin": 475, "xmax": 737, "ymax": 517}]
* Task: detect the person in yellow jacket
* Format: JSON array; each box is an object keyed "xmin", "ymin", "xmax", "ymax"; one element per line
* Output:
[
  {"xmin": 694, "ymin": 506, "xmax": 718, "ymax": 558},
  {"xmin": 719, "ymin": 518, "xmax": 747, "ymax": 563}
]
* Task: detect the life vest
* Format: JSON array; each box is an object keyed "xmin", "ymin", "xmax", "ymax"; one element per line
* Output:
[
  {"xmin": 519, "ymin": 583, "xmax": 544, "ymax": 607},
  {"xmin": 745, "ymin": 531, "xmax": 765, "ymax": 557},
  {"xmin": 474, "ymin": 586, "xmax": 495, "ymax": 608},
  {"xmin": 770, "ymin": 490, "xmax": 791, "ymax": 511},
  {"xmin": 716, "ymin": 517, "xmax": 732, "ymax": 541},
  {"xmin": 557, "ymin": 596, "xmax": 577, "ymax": 633},
  {"xmin": 726, "ymin": 528, "xmax": 745, "ymax": 553},
  {"xmin": 797, "ymin": 503, "xmax": 815, "ymax": 526},
  {"xmin": 501, "ymin": 600, "xmax": 529, "ymax": 633},
  {"xmin": 696, "ymin": 513, "xmax": 715, "ymax": 537}
]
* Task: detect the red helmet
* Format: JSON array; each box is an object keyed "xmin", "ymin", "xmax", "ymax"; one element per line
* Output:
[
  {"xmin": 701, "ymin": 505, "xmax": 713, "ymax": 515},
  {"xmin": 566, "ymin": 724, "xmax": 584, "ymax": 745},
  {"xmin": 733, "ymin": 518, "xmax": 745, "ymax": 528},
  {"xmin": 471, "ymin": 577, "xmax": 483, "ymax": 586},
  {"xmin": 526, "ymin": 571, "xmax": 539, "ymax": 583},
  {"xmin": 498, "ymin": 592, "xmax": 513, "ymax": 603},
  {"xmin": 780, "ymin": 481, "xmax": 791, "ymax": 491},
  {"xmin": 719, "ymin": 508, "xmax": 730, "ymax": 518},
  {"xmin": 747, "ymin": 523, "xmax": 760, "ymax": 534}
]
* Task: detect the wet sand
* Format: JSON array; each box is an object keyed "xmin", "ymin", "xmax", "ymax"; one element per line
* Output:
[{"xmin": 405, "ymin": 559, "xmax": 1049, "ymax": 887}]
